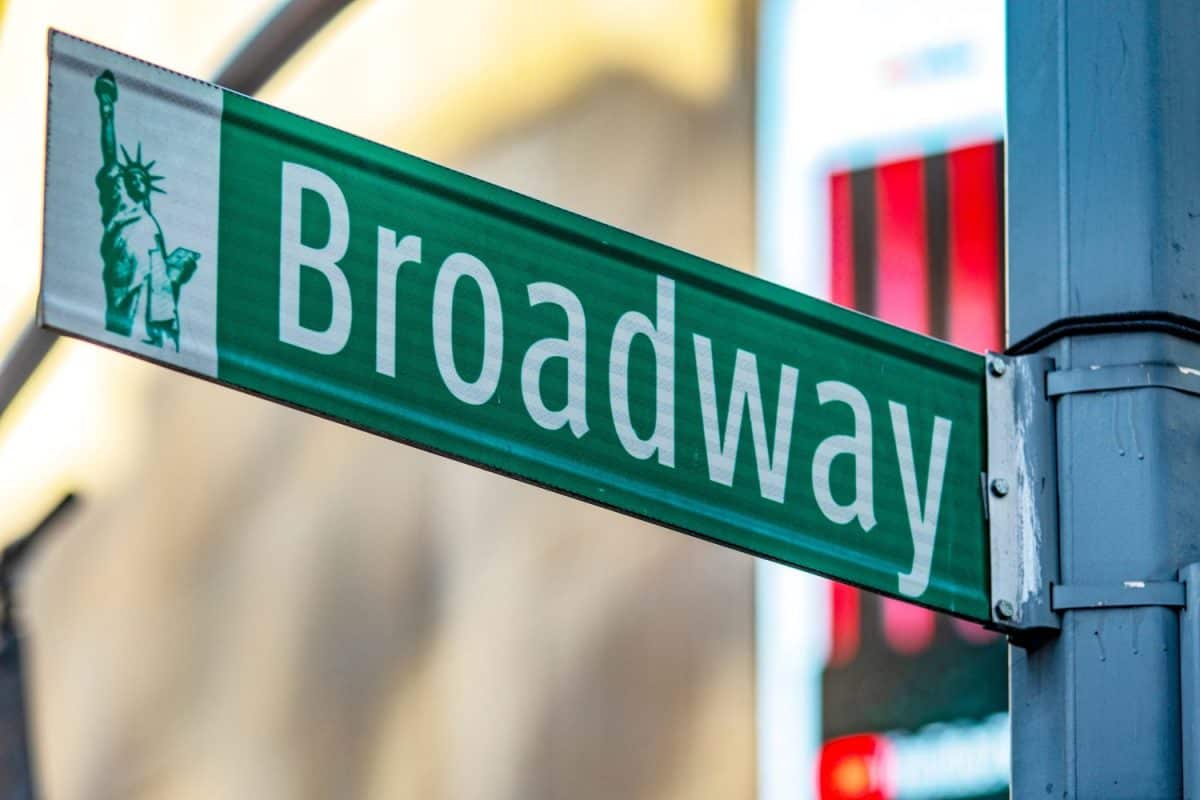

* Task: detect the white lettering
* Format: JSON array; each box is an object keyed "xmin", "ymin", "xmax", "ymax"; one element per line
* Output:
[
  {"xmin": 278, "ymin": 162, "xmax": 352, "ymax": 355},
  {"xmin": 812, "ymin": 380, "xmax": 877, "ymax": 531},
  {"xmin": 609, "ymin": 276, "xmax": 675, "ymax": 467},
  {"xmin": 375, "ymin": 229, "xmax": 422, "ymax": 377},
  {"xmin": 693, "ymin": 335, "xmax": 798, "ymax": 503},
  {"xmin": 432, "ymin": 253, "xmax": 504, "ymax": 405},
  {"xmin": 890, "ymin": 402, "xmax": 952, "ymax": 598},
  {"xmin": 522, "ymin": 282, "xmax": 589, "ymax": 437}
]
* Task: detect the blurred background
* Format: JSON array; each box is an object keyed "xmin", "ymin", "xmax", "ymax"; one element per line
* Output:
[{"xmin": 0, "ymin": 1, "xmax": 1005, "ymax": 798}]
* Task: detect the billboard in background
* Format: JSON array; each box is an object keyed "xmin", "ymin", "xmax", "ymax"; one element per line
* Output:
[
  {"xmin": 756, "ymin": 3, "xmax": 1006, "ymax": 798},
  {"xmin": 818, "ymin": 144, "xmax": 1007, "ymax": 800}
]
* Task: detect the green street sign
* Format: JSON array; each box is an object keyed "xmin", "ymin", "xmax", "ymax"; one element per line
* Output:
[{"xmin": 40, "ymin": 32, "xmax": 990, "ymax": 620}]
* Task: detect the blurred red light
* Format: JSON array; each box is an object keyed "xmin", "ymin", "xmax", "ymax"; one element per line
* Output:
[
  {"xmin": 830, "ymin": 171, "xmax": 855, "ymax": 309},
  {"xmin": 829, "ymin": 582, "xmax": 861, "ymax": 666},
  {"xmin": 874, "ymin": 156, "xmax": 929, "ymax": 333},
  {"xmin": 881, "ymin": 597, "xmax": 936, "ymax": 654},
  {"xmin": 946, "ymin": 142, "xmax": 1002, "ymax": 352},
  {"xmin": 818, "ymin": 733, "xmax": 892, "ymax": 800}
]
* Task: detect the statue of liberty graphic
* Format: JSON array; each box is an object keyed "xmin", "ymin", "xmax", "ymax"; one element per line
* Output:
[{"xmin": 94, "ymin": 69, "xmax": 199, "ymax": 350}]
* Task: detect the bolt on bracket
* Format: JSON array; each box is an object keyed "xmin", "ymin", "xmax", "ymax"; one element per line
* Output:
[{"xmin": 985, "ymin": 353, "xmax": 1061, "ymax": 635}]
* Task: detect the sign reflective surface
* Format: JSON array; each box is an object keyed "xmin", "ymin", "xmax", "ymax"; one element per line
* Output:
[{"xmin": 41, "ymin": 33, "xmax": 990, "ymax": 619}]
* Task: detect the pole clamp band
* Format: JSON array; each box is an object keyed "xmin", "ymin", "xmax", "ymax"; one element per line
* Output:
[
  {"xmin": 1047, "ymin": 363, "xmax": 1200, "ymax": 399},
  {"xmin": 1051, "ymin": 581, "xmax": 1186, "ymax": 611},
  {"xmin": 1007, "ymin": 311, "xmax": 1200, "ymax": 355}
]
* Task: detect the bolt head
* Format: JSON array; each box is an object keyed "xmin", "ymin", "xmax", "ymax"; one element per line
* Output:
[
  {"xmin": 988, "ymin": 358, "xmax": 1007, "ymax": 377},
  {"xmin": 990, "ymin": 477, "xmax": 1010, "ymax": 497},
  {"xmin": 995, "ymin": 599, "xmax": 1015, "ymax": 620}
]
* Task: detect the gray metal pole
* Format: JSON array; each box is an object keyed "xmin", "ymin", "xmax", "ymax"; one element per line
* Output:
[{"xmin": 1007, "ymin": 3, "xmax": 1200, "ymax": 797}]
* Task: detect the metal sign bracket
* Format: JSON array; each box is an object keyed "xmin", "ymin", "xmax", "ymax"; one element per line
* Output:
[
  {"xmin": 984, "ymin": 353, "xmax": 1061, "ymax": 637},
  {"xmin": 987, "ymin": 355, "xmax": 1200, "ymax": 639}
]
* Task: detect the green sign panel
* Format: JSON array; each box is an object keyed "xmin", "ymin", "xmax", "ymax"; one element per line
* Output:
[{"xmin": 40, "ymin": 32, "xmax": 990, "ymax": 619}]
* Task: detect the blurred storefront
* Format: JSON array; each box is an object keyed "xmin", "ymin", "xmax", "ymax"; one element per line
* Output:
[{"xmin": 0, "ymin": 2, "xmax": 758, "ymax": 797}]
